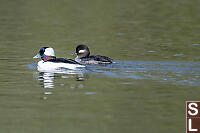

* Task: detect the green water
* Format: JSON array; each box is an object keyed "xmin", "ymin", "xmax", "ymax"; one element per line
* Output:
[{"xmin": 0, "ymin": 0, "xmax": 200, "ymax": 133}]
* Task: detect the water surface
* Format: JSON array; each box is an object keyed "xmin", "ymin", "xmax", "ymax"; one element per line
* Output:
[{"xmin": 0, "ymin": 0, "xmax": 200, "ymax": 133}]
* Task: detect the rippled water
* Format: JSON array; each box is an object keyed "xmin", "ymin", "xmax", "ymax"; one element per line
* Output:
[
  {"xmin": 29, "ymin": 61, "xmax": 200, "ymax": 88},
  {"xmin": 0, "ymin": 0, "xmax": 200, "ymax": 133}
]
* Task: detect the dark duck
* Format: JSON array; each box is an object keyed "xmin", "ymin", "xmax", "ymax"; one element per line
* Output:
[{"xmin": 73, "ymin": 44, "xmax": 113, "ymax": 65}]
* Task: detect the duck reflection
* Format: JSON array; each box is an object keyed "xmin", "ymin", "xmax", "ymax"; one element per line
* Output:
[
  {"xmin": 38, "ymin": 72, "xmax": 55, "ymax": 88},
  {"xmin": 34, "ymin": 69, "xmax": 87, "ymax": 100},
  {"xmin": 35, "ymin": 69, "xmax": 87, "ymax": 89}
]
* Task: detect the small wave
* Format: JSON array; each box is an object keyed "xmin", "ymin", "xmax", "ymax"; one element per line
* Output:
[{"xmin": 85, "ymin": 61, "xmax": 200, "ymax": 86}]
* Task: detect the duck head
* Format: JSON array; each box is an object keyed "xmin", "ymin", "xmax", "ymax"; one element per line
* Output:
[
  {"xmin": 73, "ymin": 44, "xmax": 90, "ymax": 58},
  {"xmin": 33, "ymin": 47, "xmax": 56, "ymax": 61}
]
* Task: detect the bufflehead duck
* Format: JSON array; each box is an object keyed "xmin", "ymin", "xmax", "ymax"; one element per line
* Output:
[
  {"xmin": 33, "ymin": 47, "xmax": 84, "ymax": 71},
  {"xmin": 73, "ymin": 44, "xmax": 113, "ymax": 65}
]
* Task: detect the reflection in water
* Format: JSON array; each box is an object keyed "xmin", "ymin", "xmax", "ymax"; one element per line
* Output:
[
  {"xmin": 35, "ymin": 70, "xmax": 86, "ymax": 89},
  {"xmin": 33, "ymin": 69, "xmax": 87, "ymax": 100},
  {"xmin": 38, "ymin": 72, "xmax": 55, "ymax": 88}
]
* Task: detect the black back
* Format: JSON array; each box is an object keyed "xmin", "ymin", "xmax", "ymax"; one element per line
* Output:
[
  {"xmin": 81, "ymin": 55, "xmax": 113, "ymax": 64},
  {"xmin": 48, "ymin": 58, "xmax": 80, "ymax": 64}
]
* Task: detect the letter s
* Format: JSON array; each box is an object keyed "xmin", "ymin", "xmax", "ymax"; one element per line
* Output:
[{"xmin": 188, "ymin": 103, "xmax": 198, "ymax": 116}]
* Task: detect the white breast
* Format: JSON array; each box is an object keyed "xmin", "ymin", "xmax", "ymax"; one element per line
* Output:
[{"xmin": 37, "ymin": 60, "xmax": 85, "ymax": 71}]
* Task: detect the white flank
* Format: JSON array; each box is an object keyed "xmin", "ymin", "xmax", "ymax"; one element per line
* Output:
[{"xmin": 37, "ymin": 60, "xmax": 85, "ymax": 71}]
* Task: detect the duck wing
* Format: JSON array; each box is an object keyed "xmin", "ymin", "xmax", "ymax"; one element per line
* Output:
[
  {"xmin": 82, "ymin": 55, "xmax": 113, "ymax": 64},
  {"xmin": 49, "ymin": 58, "xmax": 80, "ymax": 64}
]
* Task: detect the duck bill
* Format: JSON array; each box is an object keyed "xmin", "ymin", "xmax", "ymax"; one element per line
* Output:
[
  {"xmin": 33, "ymin": 53, "xmax": 41, "ymax": 59},
  {"xmin": 72, "ymin": 52, "xmax": 77, "ymax": 56}
]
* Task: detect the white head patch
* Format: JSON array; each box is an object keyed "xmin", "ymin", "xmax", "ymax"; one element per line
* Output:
[
  {"xmin": 44, "ymin": 48, "xmax": 55, "ymax": 56},
  {"xmin": 79, "ymin": 50, "xmax": 86, "ymax": 53}
]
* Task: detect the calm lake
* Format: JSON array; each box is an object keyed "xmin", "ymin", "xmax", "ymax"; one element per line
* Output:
[{"xmin": 0, "ymin": 0, "xmax": 200, "ymax": 133}]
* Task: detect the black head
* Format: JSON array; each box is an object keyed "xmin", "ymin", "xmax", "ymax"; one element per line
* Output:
[
  {"xmin": 75, "ymin": 44, "xmax": 90, "ymax": 58},
  {"xmin": 38, "ymin": 47, "xmax": 49, "ymax": 57}
]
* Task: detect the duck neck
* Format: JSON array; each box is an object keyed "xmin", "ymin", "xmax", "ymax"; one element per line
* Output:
[
  {"xmin": 42, "ymin": 55, "xmax": 56, "ymax": 61},
  {"xmin": 75, "ymin": 56, "xmax": 81, "ymax": 62}
]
